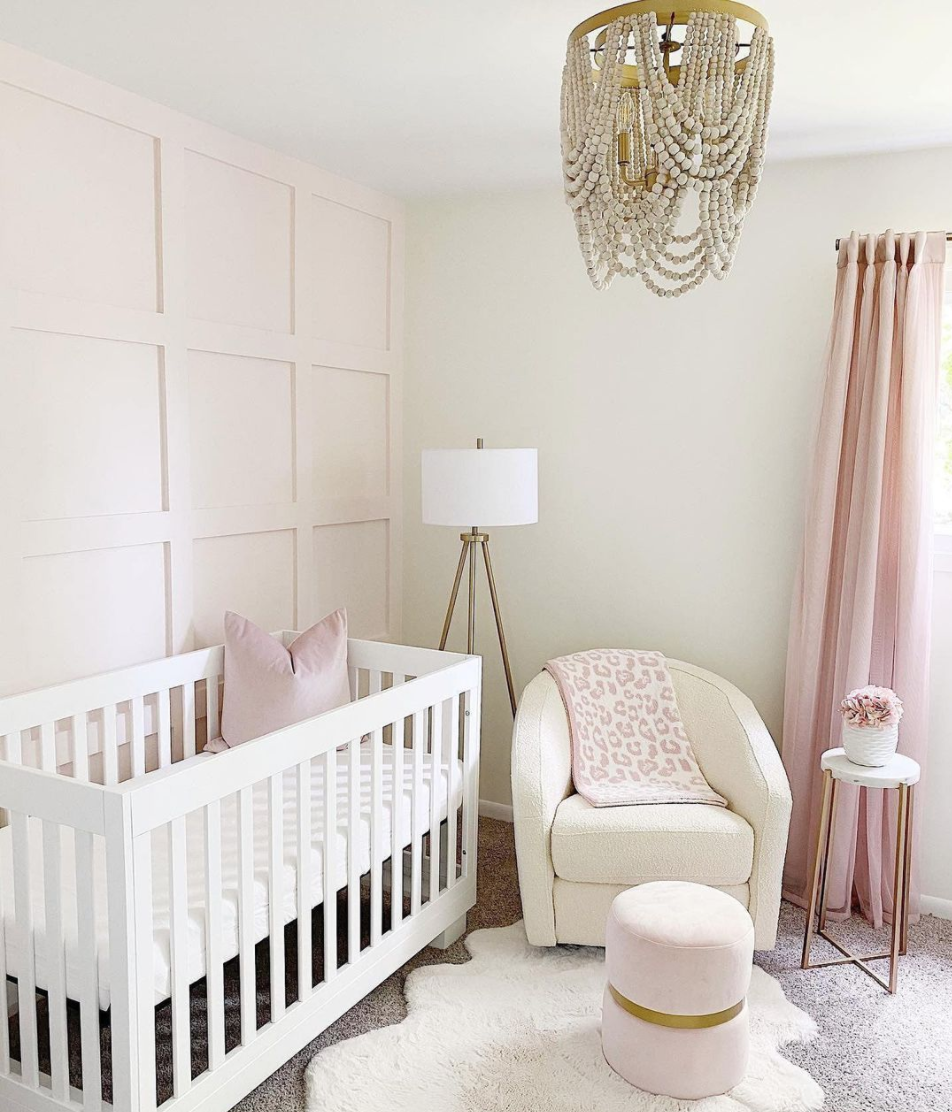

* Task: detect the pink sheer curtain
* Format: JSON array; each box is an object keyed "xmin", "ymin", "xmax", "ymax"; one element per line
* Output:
[{"xmin": 782, "ymin": 230, "xmax": 946, "ymax": 927}]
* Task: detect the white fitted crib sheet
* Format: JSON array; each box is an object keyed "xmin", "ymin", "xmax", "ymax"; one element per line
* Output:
[{"xmin": 0, "ymin": 742, "xmax": 463, "ymax": 1010}]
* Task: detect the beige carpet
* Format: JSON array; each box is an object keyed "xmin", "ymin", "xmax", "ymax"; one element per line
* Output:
[{"xmin": 229, "ymin": 818, "xmax": 952, "ymax": 1112}]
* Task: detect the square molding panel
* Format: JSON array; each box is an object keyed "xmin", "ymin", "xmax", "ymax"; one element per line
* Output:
[
  {"xmin": 311, "ymin": 366, "xmax": 389, "ymax": 500},
  {"xmin": 17, "ymin": 330, "xmax": 165, "ymax": 522},
  {"xmin": 20, "ymin": 543, "xmax": 169, "ymax": 688},
  {"xmin": 188, "ymin": 350, "xmax": 294, "ymax": 509},
  {"xmin": 313, "ymin": 520, "xmax": 389, "ymax": 639},
  {"xmin": 311, "ymin": 196, "xmax": 390, "ymax": 350},
  {"xmin": 0, "ymin": 84, "xmax": 159, "ymax": 312},
  {"xmin": 185, "ymin": 152, "xmax": 293, "ymax": 332},
  {"xmin": 192, "ymin": 530, "xmax": 296, "ymax": 647}
]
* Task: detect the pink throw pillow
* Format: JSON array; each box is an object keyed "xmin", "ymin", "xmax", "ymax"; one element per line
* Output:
[{"xmin": 208, "ymin": 609, "xmax": 351, "ymax": 752}]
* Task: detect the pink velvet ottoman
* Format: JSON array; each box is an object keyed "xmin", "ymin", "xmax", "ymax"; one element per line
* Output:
[{"xmin": 601, "ymin": 881, "xmax": 754, "ymax": 1100}]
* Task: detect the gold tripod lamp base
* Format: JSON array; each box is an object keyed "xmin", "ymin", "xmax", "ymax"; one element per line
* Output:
[{"xmin": 438, "ymin": 528, "xmax": 517, "ymax": 716}]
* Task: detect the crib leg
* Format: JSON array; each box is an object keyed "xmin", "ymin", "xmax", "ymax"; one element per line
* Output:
[{"xmin": 430, "ymin": 914, "xmax": 466, "ymax": 950}]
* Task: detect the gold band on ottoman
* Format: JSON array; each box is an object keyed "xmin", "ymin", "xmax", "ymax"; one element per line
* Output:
[{"xmin": 608, "ymin": 983, "xmax": 745, "ymax": 1030}]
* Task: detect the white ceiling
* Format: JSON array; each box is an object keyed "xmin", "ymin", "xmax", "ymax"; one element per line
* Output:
[{"xmin": 3, "ymin": 1, "xmax": 951, "ymax": 197}]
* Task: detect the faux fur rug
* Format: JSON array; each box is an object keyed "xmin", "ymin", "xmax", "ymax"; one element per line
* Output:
[{"xmin": 305, "ymin": 922, "xmax": 823, "ymax": 1111}]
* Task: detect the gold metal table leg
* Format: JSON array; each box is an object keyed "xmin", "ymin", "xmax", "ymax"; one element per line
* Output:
[
  {"xmin": 801, "ymin": 769, "xmax": 834, "ymax": 969},
  {"xmin": 900, "ymin": 784, "xmax": 914, "ymax": 957},
  {"xmin": 887, "ymin": 783, "xmax": 910, "ymax": 993},
  {"xmin": 817, "ymin": 776, "xmax": 839, "ymax": 933}
]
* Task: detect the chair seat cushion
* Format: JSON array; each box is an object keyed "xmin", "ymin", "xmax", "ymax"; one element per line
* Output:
[{"xmin": 550, "ymin": 795, "xmax": 754, "ymax": 886}]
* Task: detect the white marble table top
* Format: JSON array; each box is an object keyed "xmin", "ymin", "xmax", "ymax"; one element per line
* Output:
[{"xmin": 821, "ymin": 747, "xmax": 920, "ymax": 789}]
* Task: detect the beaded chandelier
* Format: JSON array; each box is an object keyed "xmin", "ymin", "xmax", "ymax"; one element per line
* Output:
[{"xmin": 562, "ymin": 1, "xmax": 774, "ymax": 296}]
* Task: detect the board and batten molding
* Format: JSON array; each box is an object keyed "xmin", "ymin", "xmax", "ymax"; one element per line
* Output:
[{"xmin": 0, "ymin": 40, "xmax": 403, "ymax": 699}]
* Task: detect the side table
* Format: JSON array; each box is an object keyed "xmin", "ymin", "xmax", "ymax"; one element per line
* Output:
[{"xmin": 800, "ymin": 747, "xmax": 919, "ymax": 994}]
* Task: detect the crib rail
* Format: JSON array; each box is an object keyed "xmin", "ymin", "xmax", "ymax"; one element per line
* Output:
[
  {"xmin": 119, "ymin": 654, "xmax": 476, "ymax": 835},
  {"xmin": 0, "ymin": 639, "xmax": 470, "ymax": 791},
  {"xmin": 0, "ymin": 641, "xmax": 481, "ymax": 1112},
  {"xmin": 0, "ymin": 646, "xmax": 225, "ymax": 741}
]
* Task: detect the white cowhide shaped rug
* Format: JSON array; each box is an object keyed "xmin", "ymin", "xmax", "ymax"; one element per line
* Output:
[{"xmin": 306, "ymin": 922, "xmax": 822, "ymax": 1111}]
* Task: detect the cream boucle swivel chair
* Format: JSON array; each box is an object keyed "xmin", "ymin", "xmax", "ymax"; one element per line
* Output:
[{"xmin": 511, "ymin": 660, "xmax": 792, "ymax": 950}]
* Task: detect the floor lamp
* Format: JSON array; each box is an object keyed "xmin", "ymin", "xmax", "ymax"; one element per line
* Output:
[{"xmin": 422, "ymin": 440, "xmax": 538, "ymax": 715}]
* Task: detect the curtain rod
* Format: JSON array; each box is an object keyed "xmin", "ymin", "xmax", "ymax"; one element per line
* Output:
[{"xmin": 834, "ymin": 232, "xmax": 952, "ymax": 250}]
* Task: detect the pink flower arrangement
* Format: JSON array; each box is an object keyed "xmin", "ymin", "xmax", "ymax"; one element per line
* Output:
[{"xmin": 840, "ymin": 686, "xmax": 903, "ymax": 729}]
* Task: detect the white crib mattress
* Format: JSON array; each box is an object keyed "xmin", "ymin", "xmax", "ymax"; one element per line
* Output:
[{"xmin": 0, "ymin": 742, "xmax": 463, "ymax": 1010}]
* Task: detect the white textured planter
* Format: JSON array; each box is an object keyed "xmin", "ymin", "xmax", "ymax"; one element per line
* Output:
[{"xmin": 842, "ymin": 722, "xmax": 899, "ymax": 767}]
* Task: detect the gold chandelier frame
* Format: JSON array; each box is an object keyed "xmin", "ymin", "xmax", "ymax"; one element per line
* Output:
[{"xmin": 570, "ymin": 0, "xmax": 769, "ymax": 90}]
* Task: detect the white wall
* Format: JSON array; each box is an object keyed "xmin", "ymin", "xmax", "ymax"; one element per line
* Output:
[
  {"xmin": 0, "ymin": 43, "xmax": 403, "ymax": 697},
  {"xmin": 402, "ymin": 145, "xmax": 952, "ymax": 907},
  {"xmin": 923, "ymin": 560, "xmax": 952, "ymax": 913}
]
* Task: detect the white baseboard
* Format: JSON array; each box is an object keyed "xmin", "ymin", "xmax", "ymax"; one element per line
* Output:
[
  {"xmin": 921, "ymin": 894, "xmax": 952, "ymax": 920},
  {"xmin": 478, "ymin": 799, "xmax": 513, "ymax": 823}
]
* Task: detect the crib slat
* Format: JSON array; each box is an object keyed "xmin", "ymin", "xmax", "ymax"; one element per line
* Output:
[
  {"xmin": 75, "ymin": 829, "xmax": 102, "ymax": 1110},
  {"xmin": 296, "ymin": 761, "xmax": 313, "ymax": 1002},
  {"xmin": 103, "ymin": 796, "xmax": 139, "ymax": 1112},
  {"xmin": 429, "ymin": 701, "xmax": 443, "ymax": 902},
  {"xmin": 206, "ymin": 677, "xmax": 221, "ymax": 748},
  {"xmin": 132, "ymin": 832, "xmax": 157, "ymax": 1112},
  {"xmin": 157, "ymin": 689, "xmax": 173, "ymax": 769},
  {"xmin": 168, "ymin": 817, "xmax": 191, "ymax": 1096},
  {"xmin": 462, "ymin": 687, "xmax": 480, "ymax": 879},
  {"xmin": 367, "ymin": 673, "xmax": 384, "ymax": 947},
  {"xmin": 237, "ymin": 786, "xmax": 256, "ymax": 1045},
  {"xmin": 38, "ymin": 721, "xmax": 55, "ymax": 772},
  {"xmin": 347, "ymin": 736, "xmax": 361, "ymax": 963},
  {"xmin": 72, "ymin": 713, "xmax": 89, "ymax": 782},
  {"xmin": 390, "ymin": 709, "xmax": 405, "ymax": 929},
  {"xmin": 4, "ymin": 730, "xmax": 22, "ymax": 763},
  {"xmin": 410, "ymin": 711, "xmax": 425, "ymax": 917},
  {"xmin": 268, "ymin": 773, "xmax": 286, "ymax": 1021},
  {"xmin": 204, "ymin": 800, "xmax": 225, "ymax": 1072},
  {"xmin": 42, "ymin": 820, "xmax": 70, "ymax": 1102},
  {"xmin": 11, "ymin": 812, "xmax": 39, "ymax": 1088},
  {"xmin": 446, "ymin": 693, "xmax": 460, "ymax": 889},
  {"xmin": 131, "ymin": 696, "xmax": 146, "ymax": 779},
  {"xmin": 322, "ymin": 748, "xmax": 337, "ymax": 982},
  {"xmin": 182, "ymin": 682, "xmax": 197, "ymax": 760},
  {"xmin": 101, "ymin": 706, "xmax": 118, "ymax": 786}
]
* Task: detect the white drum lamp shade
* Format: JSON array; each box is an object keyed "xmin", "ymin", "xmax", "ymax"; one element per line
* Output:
[{"xmin": 422, "ymin": 448, "xmax": 538, "ymax": 527}]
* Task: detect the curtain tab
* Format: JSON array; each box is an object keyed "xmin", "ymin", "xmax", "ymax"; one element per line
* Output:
[
  {"xmin": 840, "ymin": 230, "xmax": 859, "ymax": 267},
  {"xmin": 899, "ymin": 232, "xmax": 911, "ymax": 267}
]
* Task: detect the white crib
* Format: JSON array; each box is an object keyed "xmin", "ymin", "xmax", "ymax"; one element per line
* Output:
[{"xmin": 0, "ymin": 636, "xmax": 481, "ymax": 1112}]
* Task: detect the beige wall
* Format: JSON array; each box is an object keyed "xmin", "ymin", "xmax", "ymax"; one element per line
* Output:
[
  {"xmin": 0, "ymin": 43, "xmax": 403, "ymax": 697},
  {"xmin": 402, "ymin": 145, "xmax": 952, "ymax": 906}
]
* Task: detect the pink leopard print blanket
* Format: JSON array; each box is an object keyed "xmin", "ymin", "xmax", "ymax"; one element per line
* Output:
[{"xmin": 544, "ymin": 649, "xmax": 726, "ymax": 808}]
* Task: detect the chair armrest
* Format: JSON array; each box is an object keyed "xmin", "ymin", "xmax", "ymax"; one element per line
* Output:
[
  {"xmin": 669, "ymin": 660, "xmax": 793, "ymax": 949},
  {"xmin": 511, "ymin": 671, "xmax": 573, "ymax": 945}
]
